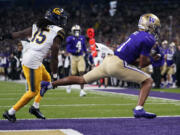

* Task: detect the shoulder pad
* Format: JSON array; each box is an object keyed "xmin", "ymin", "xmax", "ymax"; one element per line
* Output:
[
  {"xmin": 48, "ymin": 25, "xmax": 63, "ymax": 33},
  {"xmin": 49, "ymin": 25, "xmax": 65, "ymax": 40},
  {"xmin": 57, "ymin": 29, "xmax": 65, "ymax": 40}
]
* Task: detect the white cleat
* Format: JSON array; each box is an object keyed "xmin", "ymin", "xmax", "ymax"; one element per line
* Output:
[
  {"xmin": 66, "ymin": 86, "xmax": 71, "ymax": 93},
  {"xmin": 80, "ymin": 90, "xmax": 87, "ymax": 97},
  {"xmin": 172, "ymin": 84, "xmax": 177, "ymax": 88}
]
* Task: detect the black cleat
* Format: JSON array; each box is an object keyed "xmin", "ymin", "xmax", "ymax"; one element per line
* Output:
[
  {"xmin": 3, "ymin": 111, "xmax": 16, "ymax": 123},
  {"xmin": 29, "ymin": 106, "xmax": 46, "ymax": 119}
]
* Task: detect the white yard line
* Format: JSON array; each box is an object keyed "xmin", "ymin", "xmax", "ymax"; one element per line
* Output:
[
  {"xmin": 0, "ymin": 102, "xmax": 180, "ymax": 108},
  {"xmin": 0, "ymin": 129, "xmax": 83, "ymax": 135},
  {"xmin": 1, "ymin": 80, "xmax": 180, "ymax": 101},
  {"xmin": 60, "ymin": 129, "xmax": 83, "ymax": 135},
  {"xmin": 1, "ymin": 115, "xmax": 180, "ymax": 121},
  {"xmin": 0, "ymin": 89, "xmax": 179, "ymax": 103},
  {"xmin": 88, "ymin": 89, "xmax": 180, "ymax": 101}
]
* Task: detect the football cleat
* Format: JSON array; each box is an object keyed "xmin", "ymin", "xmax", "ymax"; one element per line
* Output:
[
  {"xmin": 166, "ymin": 83, "xmax": 172, "ymax": 88},
  {"xmin": 40, "ymin": 81, "xmax": 50, "ymax": 97},
  {"xmin": 29, "ymin": 106, "xmax": 46, "ymax": 119},
  {"xmin": 80, "ymin": 90, "xmax": 87, "ymax": 97},
  {"xmin": 160, "ymin": 83, "xmax": 165, "ymax": 88},
  {"xmin": 3, "ymin": 111, "xmax": 16, "ymax": 123},
  {"xmin": 133, "ymin": 108, "xmax": 156, "ymax": 119}
]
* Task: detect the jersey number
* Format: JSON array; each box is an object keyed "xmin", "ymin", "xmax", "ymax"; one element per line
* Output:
[
  {"xmin": 76, "ymin": 41, "xmax": 82, "ymax": 52},
  {"xmin": 31, "ymin": 30, "xmax": 47, "ymax": 44},
  {"xmin": 117, "ymin": 38, "xmax": 131, "ymax": 52}
]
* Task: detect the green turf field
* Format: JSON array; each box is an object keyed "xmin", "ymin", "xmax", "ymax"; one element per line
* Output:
[
  {"xmin": 152, "ymin": 88, "xmax": 180, "ymax": 93},
  {"xmin": 0, "ymin": 81, "xmax": 180, "ymax": 119}
]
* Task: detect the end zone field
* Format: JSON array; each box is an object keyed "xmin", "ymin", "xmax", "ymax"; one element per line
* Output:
[{"xmin": 0, "ymin": 81, "xmax": 180, "ymax": 135}]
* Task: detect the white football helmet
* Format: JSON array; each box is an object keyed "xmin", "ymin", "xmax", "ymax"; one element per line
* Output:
[
  {"xmin": 162, "ymin": 40, "xmax": 168, "ymax": 45},
  {"xmin": 170, "ymin": 42, "xmax": 175, "ymax": 47},
  {"xmin": 71, "ymin": 24, "xmax": 81, "ymax": 37},
  {"xmin": 138, "ymin": 13, "xmax": 161, "ymax": 40}
]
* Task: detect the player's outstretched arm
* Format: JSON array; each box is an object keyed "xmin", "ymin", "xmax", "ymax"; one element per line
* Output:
[
  {"xmin": 12, "ymin": 27, "xmax": 32, "ymax": 39},
  {"xmin": 0, "ymin": 27, "xmax": 32, "ymax": 41},
  {"xmin": 52, "ymin": 76, "xmax": 87, "ymax": 88}
]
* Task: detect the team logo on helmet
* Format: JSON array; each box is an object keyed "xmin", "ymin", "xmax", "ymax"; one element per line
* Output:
[
  {"xmin": 52, "ymin": 8, "xmax": 64, "ymax": 15},
  {"xmin": 45, "ymin": 7, "xmax": 67, "ymax": 27},
  {"xmin": 149, "ymin": 16, "xmax": 155, "ymax": 23}
]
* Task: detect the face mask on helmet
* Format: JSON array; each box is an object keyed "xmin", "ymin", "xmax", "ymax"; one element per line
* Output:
[
  {"xmin": 73, "ymin": 30, "xmax": 80, "ymax": 37},
  {"xmin": 71, "ymin": 25, "xmax": 81, "ymax": 37},
  {"xmin": 152, "ymin": 24, "xmax": 161, "ymax": 41}
]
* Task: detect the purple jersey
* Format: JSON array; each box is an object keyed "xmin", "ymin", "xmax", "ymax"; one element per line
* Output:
[
  {"xmin": 165, "ymin": 48, "xmax": 174, "ymax": 66},
  {"xmin": 66, "ymin": 35, "xmax": 87, "ymax": 56},
  {"xmin": 114, "ymin": 31, "xmax": 155, "ymax": 64},
  {"xmin": 150, "ymin": 46, "xmax": 165, "ymax": 67}
]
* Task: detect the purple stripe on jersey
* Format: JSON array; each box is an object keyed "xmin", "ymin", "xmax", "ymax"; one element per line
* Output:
[{"xmin": 123, "ymin": 61, "xmax": 150, "ymax": 78}]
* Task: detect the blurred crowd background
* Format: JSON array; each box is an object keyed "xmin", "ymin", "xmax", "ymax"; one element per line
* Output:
[{"xmin": 0, "ymin": 0, "xmax": 180, "ymax": 88}]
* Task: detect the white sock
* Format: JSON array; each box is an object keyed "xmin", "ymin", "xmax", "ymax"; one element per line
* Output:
[
  {"xmin": 80, "ymin": 90, "xmax": 84, "ymax": 92},
  {"xmin": 135, "ymin": 105, "xmax": 143, "ymax": 110},
  {"xmin": 48, "ymin": 83, "xmax": 53, "ymax": 89},
  {"xmin": 33, "ymin": 102, "xmax": 39, "ymax": 109},
  {"xmin": 8, "ymin": 107, "xmax": 16, "ymax": 115},
  {"xmin": 68, "ymin": 85, "xmax": 71, "ymax": 89}
]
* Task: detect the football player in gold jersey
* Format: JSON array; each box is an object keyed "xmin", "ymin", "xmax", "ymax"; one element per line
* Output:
[{"xmin": 1, "ymin": 7, "xmax": 67, "ymax": 122}]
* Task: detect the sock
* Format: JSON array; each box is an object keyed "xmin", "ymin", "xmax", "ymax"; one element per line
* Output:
[
  {"xmin": 48, "ymin": 82, "xmax": 53, "ymax": 89},
  {"xmin": 80, "ymin": 90, "xmax": 84, "ymax": 92},
  {"xmin": 33, "ymin": 102, "xmax": 39, "ymax": 109},
  {"xmin": 135, "ymin": 105, "xmax": 143, "ymax": 110},
  {"xmin": 8, "ymin": 107, "xmax": 16, "ymax": 115},
  {"xmin": 68, "ymin": 85, "xmax": 71, "ymax": 89}
]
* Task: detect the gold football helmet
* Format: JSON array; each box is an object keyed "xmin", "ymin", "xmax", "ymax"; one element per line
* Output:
[
  {"xmin": 162, "ymin": 40, "xmax": 168, "ymax": 45},
  {"xmin": 138, "ymin": 13, "xmax": 161, "ymax": 39}
]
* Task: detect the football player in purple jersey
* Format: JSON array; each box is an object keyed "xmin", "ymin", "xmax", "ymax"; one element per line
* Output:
[
  {"xmin": 164, "ymin": 42, "xmax": 176, "ymax": 88},
  {"xmin": 66, "ymin": 25, "xmax": 87, "ymax": 96},
  {"xmin": 41, "ymin": 13, "xmax": 161, "ymax": 119}
]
